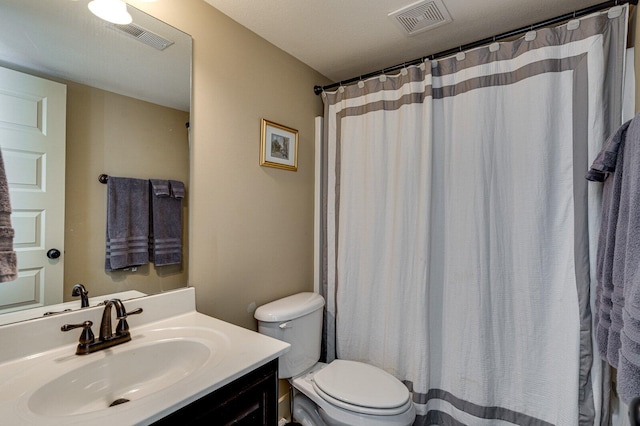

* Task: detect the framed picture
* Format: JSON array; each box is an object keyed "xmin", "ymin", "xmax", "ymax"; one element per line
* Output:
[{"xmin": 260, "ymin": 119, "xmax": 298, "ymax": 171}]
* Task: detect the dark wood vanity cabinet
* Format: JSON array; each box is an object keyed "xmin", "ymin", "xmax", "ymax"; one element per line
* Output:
[{"xmin": 153, "ymin": 358, "xmax": 279, "ymax": 425}]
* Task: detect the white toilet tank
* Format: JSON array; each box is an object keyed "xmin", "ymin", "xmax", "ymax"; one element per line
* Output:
[{"xmin": 254, "ymin": 292, "xmax": 325, "ymax": 379}]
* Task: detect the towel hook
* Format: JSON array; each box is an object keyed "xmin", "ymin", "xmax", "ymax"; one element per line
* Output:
[{"xmin": 98, "ymin": 174, "xmax": 109, "ymax": 184}]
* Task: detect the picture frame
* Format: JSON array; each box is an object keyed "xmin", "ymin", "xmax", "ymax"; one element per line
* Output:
[{"xmin": 260, "ymin": 119, "xmax": 298, "ymax": 171}]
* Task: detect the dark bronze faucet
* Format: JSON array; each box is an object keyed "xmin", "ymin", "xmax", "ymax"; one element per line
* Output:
[
  {"xmin": 71, "ymin": 283, "xmax": 89, "ymax": 308},
  {"xmin": 42, "ymin": 284, "xmax": 89, "ymax": 316},
  {"xmin": 61, "ymin": 298, "xmax": 143, "ymax": 355}
]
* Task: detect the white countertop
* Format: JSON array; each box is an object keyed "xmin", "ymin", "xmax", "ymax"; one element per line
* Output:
[{"xmin": 0, "ymin": 288, "xmax": 290, "ymax": 425}]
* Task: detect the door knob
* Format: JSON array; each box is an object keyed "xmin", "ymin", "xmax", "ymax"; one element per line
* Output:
[{"xmin": 47, "ymin": 248, "xmax": 61, "ymax": 259}]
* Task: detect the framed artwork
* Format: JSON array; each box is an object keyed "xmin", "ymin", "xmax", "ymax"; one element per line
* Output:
[{"xmin": 260, "ymin": 119, "xmax": 298, "ymax": 171}]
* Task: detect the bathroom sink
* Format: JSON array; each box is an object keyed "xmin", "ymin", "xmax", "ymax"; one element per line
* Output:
[
  {"xmin": 28, "ymin": 339, "xmax": 211, "ymax": 416},
  {"xmin": 0, "ymin": 289, "xmax": 290, "ymax": 425},
  {"xmin": 0, "ymin": 323, "xmax": 233, "ymax": 424}
]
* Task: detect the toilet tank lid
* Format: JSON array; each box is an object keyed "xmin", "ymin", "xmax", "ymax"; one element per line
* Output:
[{"xmin": 254, "ymin": 292, "xmax": 325, "ymax": 322}]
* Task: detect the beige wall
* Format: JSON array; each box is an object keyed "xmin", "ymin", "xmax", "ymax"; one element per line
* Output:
[
  {"xmin": 64, "ymin": 81, "xmax": 189, "ymax": 300},
  {"xmin": 129, "ymin": 0, "xmax": 331, "ymax": 330}
]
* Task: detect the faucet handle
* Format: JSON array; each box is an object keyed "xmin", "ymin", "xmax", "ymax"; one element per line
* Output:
[
  {"xmin": 61, "ymin": 320, "xmax": 95, "ymax": 345},
  {"xmin": 116, "ymin": 307, "xmax": 143, "ymax": 335},
  {"xmin": 124, "ymin": 307, "xmax": 143, "ymax": 317},
  {"xmin": 115, "ymin": 306, "xmax": 143, "ymax": 320}
]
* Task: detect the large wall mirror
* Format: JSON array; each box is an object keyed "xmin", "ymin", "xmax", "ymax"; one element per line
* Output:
[{"xmin": 0, "ymin": 0, "xmax": 191, "ymax": 324}]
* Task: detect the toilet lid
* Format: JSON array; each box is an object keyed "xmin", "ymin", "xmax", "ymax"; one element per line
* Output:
[{"xmin": 312, "ymin": 360, "xmax": 410, "ymax": 410}]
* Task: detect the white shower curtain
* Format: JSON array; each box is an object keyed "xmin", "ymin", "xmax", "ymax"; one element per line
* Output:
[{"xmin": 321, "ymin": 7, "xmax": 628, "ymax": 426}]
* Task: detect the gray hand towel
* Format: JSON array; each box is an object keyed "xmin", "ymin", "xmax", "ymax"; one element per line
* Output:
[
  {"xmin": 105, "ymin": 177, "xmax": 150, "ymax": 271},
  {"xmin": 150, "ymin": 178, "xmax": 171, "ymax": 197},
  {"xmin": 169, "ymin": 180, "xmax": 185, "ymax": 199},
  {"xmin": 0, "ymin": 148, "xmax": 16, "ymax": 282},
  {"xmin": 149, "ymin": 179, "xmax": 183, "ymax": 267},
  {"xmin": 588, "ymin": 112, "xmax": 640, "ymax": 403}
]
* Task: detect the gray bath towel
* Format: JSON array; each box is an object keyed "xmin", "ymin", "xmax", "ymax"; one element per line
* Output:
[
  {"xmin": 586, "ymin": 120, "xmax": 631, "ymax": 182},
  {"xmin": 0, "ymin": 148, "xmax": 16, "ymax": 282},
  {"xmin": 149, "ymin": 179, "xmax": 183, "ymax": 267},
  {"xmin": 587, "ymin": 120, "xmax": 631, "ymax": 365},
  {"xmin": 105, "ymin": 177, "xmax": 150, "ymax": 271},
  {"xmin": 588, "ymin": 112, "xmax": 640, "ymax": 403}
]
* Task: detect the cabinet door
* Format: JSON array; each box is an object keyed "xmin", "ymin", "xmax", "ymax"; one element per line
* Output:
[{"xmin": 154, "ymin": 359, "xmax": 278, "ymax": 425}]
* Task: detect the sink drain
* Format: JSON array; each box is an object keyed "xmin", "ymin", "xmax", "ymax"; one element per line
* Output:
[{"xmin": 109, "ymin": 398, "xmax": 130, "ymax": 407}]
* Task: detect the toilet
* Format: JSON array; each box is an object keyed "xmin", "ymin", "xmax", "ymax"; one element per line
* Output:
[{"xmin": 255, "ymin": 292, "xmax": 416, "ymax": 426}]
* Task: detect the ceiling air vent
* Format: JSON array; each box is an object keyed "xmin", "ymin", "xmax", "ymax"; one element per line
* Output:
[
  {"xmin": 389, "ymin": 0, "xmax": 452, "ymax": 36},
  {"xmin": 108, "ymin": 22, "xmax": 175, "ymax": 51}
]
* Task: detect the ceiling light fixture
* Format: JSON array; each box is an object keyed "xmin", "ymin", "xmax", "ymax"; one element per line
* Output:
[{"xmin": 88, "ymin": 0, "xmax": 133, "ymax": 25}]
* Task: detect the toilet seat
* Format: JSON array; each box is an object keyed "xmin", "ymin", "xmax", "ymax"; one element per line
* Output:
[{"xmin": 311, "ymin": 360, "xmax": 412, "ymax": 416}]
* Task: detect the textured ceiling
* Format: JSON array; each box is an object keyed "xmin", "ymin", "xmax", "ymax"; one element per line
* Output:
[{"xmin": 203, "ymin": 0, "xmax": 608, "ymax": 83}]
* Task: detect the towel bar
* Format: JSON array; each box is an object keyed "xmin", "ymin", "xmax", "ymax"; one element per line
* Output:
[{"xmin": 98, "ymin": 174, "xmax": 109, "ymax": 184}]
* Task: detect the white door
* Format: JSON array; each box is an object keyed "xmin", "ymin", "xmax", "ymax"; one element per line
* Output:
[{"xmin": 0, "ymin": 66, "xmax": 66, "ymax": 313}]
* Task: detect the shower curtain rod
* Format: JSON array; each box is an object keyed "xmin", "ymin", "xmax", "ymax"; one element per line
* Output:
[{"xmin": 313, "ymin": 0, "xmax": 637, "ymax": 95}]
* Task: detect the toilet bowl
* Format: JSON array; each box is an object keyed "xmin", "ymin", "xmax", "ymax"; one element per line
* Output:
[
  {"xmin": 254, "ymin": 292, "xmax": 416, "ymax": 426},
  {"xmin": 292, "ymin": 361, "xmax": 415, "ymax": 425}
]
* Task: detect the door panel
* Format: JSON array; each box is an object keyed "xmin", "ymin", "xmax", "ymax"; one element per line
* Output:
[{"xmin": 0, "ymin": 66, "xmax": 66, "ymax": 313}]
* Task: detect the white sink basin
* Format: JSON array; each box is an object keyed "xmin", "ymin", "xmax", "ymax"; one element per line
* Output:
[
  {"xmin": 28, "ymin": 339, "xmax": 211, "ymax": 416},
  {"xmin": 0, "ymin": 322, "xmax": 236, "ymax": 425}
]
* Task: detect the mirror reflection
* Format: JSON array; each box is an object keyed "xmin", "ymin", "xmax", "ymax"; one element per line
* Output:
[{"xmin": 0, "ymin": 0, "xmax": 191, "ymax": 324}]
